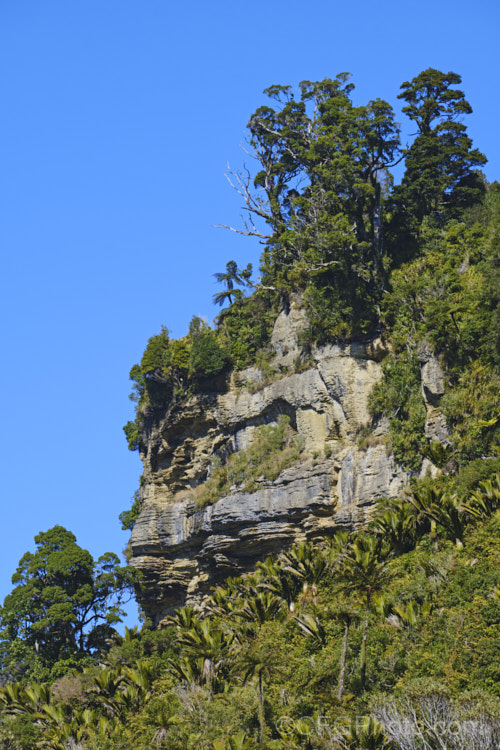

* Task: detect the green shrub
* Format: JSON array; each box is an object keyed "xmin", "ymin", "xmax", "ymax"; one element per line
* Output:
[
  {"xmin": 124, "ymin": 320, "xmax": 231, "ymax": 451},
  {"xmin": 217, "ymin": 291, "xmax": 278, "ymax": 370},
  {"xmin": 140, "ymin": 325, "xmax": 171, "ymax": 375},
  {"xmin": 188, "ymin": 330, "xmax": 229, "ymax": 378},
  {"xmin": 442, "ymin": 362, "xmax": 500, "ymax": 463},
  {"xmin": 194, "ymin": 416, "xmax": 304, "ymax": 508},
  {"xmin": 123, "ymin": 418, "xmax": 141, "ymax": 452},
  {"xmin": 119, "ymin": 491, "xmax": 141, "ymax": 531},
  {"xmin": 369, "ymin": 353, "xmax": 427, "ymax": 471},
  {"xmin": 300, "ymin": 272, "xmax": 380, "ymax": 345}
]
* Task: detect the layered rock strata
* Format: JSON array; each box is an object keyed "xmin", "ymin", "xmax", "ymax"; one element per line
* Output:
[{"xmin": 129, "ymin": 310, "xmax": 445, "ymax": 625}]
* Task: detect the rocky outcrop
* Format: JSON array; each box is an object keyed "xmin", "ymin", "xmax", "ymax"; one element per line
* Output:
[
  {"xmin": 418, "ymin": 341, "xmax": 449, "ymax": 445},
  {"xmin": 131, "ymin": 441, "xmax": 406, "ymax": 624},
  {"xmin": 129, "ymin": 309, "xmax": 446, "ymax": 625}
]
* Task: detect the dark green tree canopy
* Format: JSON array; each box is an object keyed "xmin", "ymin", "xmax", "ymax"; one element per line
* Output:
[
  {"xmin": 394, "ymin": 68, "xmax": 486, "ymax": 226},
  {"xmin": 399, "ymin": 69, "xmax": 472, "ymax": 134},
  {"xmin": 223, "ymin": 74, "xmax": 403, "ymax": 340},
  {"xmin": 244, "ymin": 75, "xmax": 401, "ymax": 294},
  {"xmin": 0, "ymin": 526, "xmax": 139, "ymax": 680}
]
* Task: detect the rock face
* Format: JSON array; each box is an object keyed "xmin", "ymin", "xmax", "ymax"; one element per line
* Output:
[
  {"xmin": 129, "ymin": 309, "xmax": 442, "ymax": 625},
  {"xmin": 418, "ymin": 341, "xmax": 449, "ymax": 444}
]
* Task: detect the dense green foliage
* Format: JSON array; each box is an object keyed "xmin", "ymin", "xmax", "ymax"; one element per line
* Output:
[
  {"xmin": 119, "ymin": 492, "xmax": 141, "ymax": 532},
  {"xmin": 391, "ymin": 69, "xmax": 486, "ymax": 240},
  {"xmin": 216, "ymin": 289, "xmax": 279, "ymax": 370},
  {"xmin": 371, "ymin": 186, "xmax": 500, "ymax": 470},
  {"xmin": 245, "ymin": 75, "xmax": 402, "ymax": 337},
  {"xmin": 123, "ymin": 319, "xmax": 231, "ymax": 451},
  {"xmin": 0, "ymin": 527, "xmax": 139, "ymax": 684},
  {"xmin": 369, "ymin": 352, "xmax": 427, "ymax": 471},
  {"xmin": 1, "ymin": 476, "xmax": 499, "ymax": 748}
]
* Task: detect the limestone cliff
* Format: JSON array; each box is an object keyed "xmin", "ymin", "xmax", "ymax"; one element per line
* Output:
[{"xmin": 129, "ymin": 308, "xmax": 444, "ymax": 625}]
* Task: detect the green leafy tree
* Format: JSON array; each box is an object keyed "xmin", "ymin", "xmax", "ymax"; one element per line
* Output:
[
  {"xmin": 246, "ymin": 77, "xmax": 400, "ymax": 274},
  {"xmin": 188, "ymin": 329, "xmax": 229, "ymax": 379},
  {"xmin": 281, "ymin": 541, "xmax": 327, "ymax": 591},
  {"xmin": 394, "ymin": 68, "xmax": 486, "ymax": 232},
  {"xmin": 370, "ymin": 498, "xmax": 421, "ymax": 554},
  {"xmin": 463, "ymin": 473, "xmax": 500, "ymax": 520},
  {"xmin": 126, "ymin": 325, "xmax": 176, "ymax": 422},
  {"xmin": 257, "ymin": 557, "xmax": 302, "ymax": 613},
  {"xmin": 123, "ymin": 417, "xmax": 142, "ymax": 452},
  {"xmin": 369, "ymin": 352, "xmax": 427, "ymax": 472},
  {"xmin": 0, "ymin": 526, "xmax": 139, "ymax": 680},
  {"xmin": 228, "ymin": 75, "xmax": 401, "ymax": 337},
  {"xmin": 235, "ymin": 590, "xmax": 283, "ymax": 626},
  {"xmin": 124, "ymin": 320, "xmax": 230, "ymax": 452},
  {"xmin": 338, "ymin": 715, "xmax": 395, "ymax": 750},
  {"xmin": 174, "ymin": 618, "xmax": 233, "ymax": 693},
  {"xmin": 139, "ymin": 325, "xmax": 171, "ymax": 375},
  {"xmin": 407, "ymin": 485, "xmax": 466, "ymax": 547},
  {"xmin": 215, "ymin": 288, "xmax": 277, "ymax": 369}
]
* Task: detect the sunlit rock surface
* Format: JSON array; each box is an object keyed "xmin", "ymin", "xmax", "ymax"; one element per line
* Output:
[{"xmin": 130, "ymin": 307, "xmax": 443, "ymax": 625}]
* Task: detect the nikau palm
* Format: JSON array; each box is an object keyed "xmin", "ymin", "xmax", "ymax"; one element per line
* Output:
[
  {"xmin": 213, "ymin": 260, "xmax": 252, "ymax": 307},
  {"xmin": 339, "ymin": 534, "xmax": 390, "ymax": 691}
]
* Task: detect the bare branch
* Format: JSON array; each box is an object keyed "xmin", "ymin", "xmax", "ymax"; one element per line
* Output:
[
  {"xmin": 306, "ymin": 260, "xmax": 341, "ymax": 272},
  {"xmin": 252, "ymin": 284, "xmax": 280, "ymax": 293},
  {"xmin": 239, "ymin": 140, "xmax": 261, "ymax": 161},
  {"xmin": 224, "ymin": 163, "xmax": 273, "ymax": 223},
  {"xmin": 214, "ymin": 223, "xmax": 269, "ymax": 240}
]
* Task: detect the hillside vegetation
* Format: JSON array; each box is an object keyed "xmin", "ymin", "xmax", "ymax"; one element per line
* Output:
[
  {"xmin": 1, "ymin": 68, "xmax": 500, "ymax": 749},
  {"xmin": 1, "ymin": 478, "xmax": 499, "ymax": 748}
]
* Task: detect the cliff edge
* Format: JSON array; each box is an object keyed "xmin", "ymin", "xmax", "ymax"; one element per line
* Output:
[{"xmin": 129, "ymin": 307, "xmax": 444, "ymax": 625}]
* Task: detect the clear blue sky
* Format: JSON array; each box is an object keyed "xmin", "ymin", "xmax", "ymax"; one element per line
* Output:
[{"xmin": 1, "ymin": 0, "xmax": 499, "ymax": 625}]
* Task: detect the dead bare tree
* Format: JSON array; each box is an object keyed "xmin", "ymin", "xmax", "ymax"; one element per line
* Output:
[{"xmin": 374, "ymin": 693, "xmax": 500, "ymax": 750}]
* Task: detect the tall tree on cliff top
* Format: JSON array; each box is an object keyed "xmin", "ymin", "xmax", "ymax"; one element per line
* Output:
[
  {"xmin": 224, "ymin": 74, "xmax": 401, "ymax": 337},
  {"xmin": 238, "ymin": 75, "xmax": 401, "ymax": 291},
  {"xmin": 394, "ymin": 68, "xmax": 486, "ymax": 233}
]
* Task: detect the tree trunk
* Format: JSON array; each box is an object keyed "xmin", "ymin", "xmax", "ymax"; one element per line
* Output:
[
  {"xmin": 372, "ymin": 180, "xmax": 383, "ymax": 257},
  {"xmin": 78, "ymin": 627, "xmax": 84, "ymax": 652},
  {"xmin": 257, "ymin": 671, "xmax": 266, "ymax": 743},
  {"xmin": 337, "ymin": 619, "xmax": 350, "ymax": 701},
  {"xmin": 360, "ymin": 592, "xmax": 371, "ymax": 691}
]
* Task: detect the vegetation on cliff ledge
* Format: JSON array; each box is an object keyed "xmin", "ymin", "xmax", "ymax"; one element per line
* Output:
[{"xmin": 190, "ymin": 415, "xmax": 305, "ymax": 509}]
